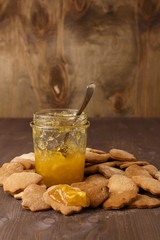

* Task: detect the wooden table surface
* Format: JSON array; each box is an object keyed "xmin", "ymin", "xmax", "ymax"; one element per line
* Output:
[{"xmin": 0, "ymin": 118, "xmax": 160, "ymax": 240}]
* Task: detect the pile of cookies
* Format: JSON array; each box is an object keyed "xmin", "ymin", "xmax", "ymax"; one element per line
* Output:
[{"xmin": 0, "ymin": 148, "xmax": 160, "ymax": 216}]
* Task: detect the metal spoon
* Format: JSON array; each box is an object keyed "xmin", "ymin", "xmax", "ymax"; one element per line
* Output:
[
  {"xmin": 60, "ymin": 82, "xmax": 96, "ymax": 154},
  {"xmin": 67, "ymin": 82, "xmax": 95, "ymax": 132},
  {"xmin": 76, "ymin": 83, "xmax": 96, "ymax": 116}
]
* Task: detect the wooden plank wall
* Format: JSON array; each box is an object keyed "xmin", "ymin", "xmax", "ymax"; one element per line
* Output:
[{"xmin": 0, "ymin": 0, "xmax": 160, "ymax": 118}]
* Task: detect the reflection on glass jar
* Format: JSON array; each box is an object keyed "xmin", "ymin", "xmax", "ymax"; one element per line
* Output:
[{"xmin": 30, "ymin": 109, "xmax": 90, "ymax": 187}]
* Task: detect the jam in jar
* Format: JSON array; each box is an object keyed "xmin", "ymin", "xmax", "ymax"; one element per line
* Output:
[{"xmin": 30, "ymin": 109, "xmax": 89, "ymax": 187}]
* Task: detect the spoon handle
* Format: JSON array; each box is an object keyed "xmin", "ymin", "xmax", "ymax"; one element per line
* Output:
[{"xmin": 76, "ymin": 83, "xmax": 96, "ymax": 116}]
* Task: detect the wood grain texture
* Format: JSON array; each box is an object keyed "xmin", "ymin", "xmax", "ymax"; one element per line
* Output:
[
  {"xmin": 0, "ymin": 0, "xmax": 160, "ymax": 117},
  {"xmin": 0, "ymin": 118, "xmax": 160, "ymax": 240}
]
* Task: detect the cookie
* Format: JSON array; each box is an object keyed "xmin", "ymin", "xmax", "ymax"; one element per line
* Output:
[
  {"xmin": 12, "ymin": 152, "xmax": 35, "ymax": 162},
  {"xmin": 22, "ymin": 184, "xmax": 50, "ymax": 211},
  {"xmin": 128, "ymin": 194, "xmax": 160, "ymax": 209},
  {"xmin": 103, "ymin": 174, "xmax": 138, "ymax": 209},
  {"xmin": 84, "ymin": 161, "xmax": 123, "ymax": 175},
  {"xmin": 154, "ymin": 171, "xmax": 160, "ymax": 181},
  {"xmin": 12, "ymin": 159, "xmax": 35, "ymax": 170},
  {"xmin": 0, "ymin": 162, "xmax": 24, "ymax": 186},
  {"xmin": 43, "ymin": 185, "xmax": 88, "ymax": 215},
  {"xmin": 120, "ymin": 161, "xmax": 148, "ymax": 169},
  {"xmin": 84, "ymin": 164, "xmax": 99, "ymax": 175},
  {"xmin": 85, "ymin": 162, "xmax": 96, "ymax": 167},
  {"xmin": 124, "ymin": 165, "xmax": 152, "ymax": 178},
  {"xmin": 98, "ymin": 165, "xmax": 124, "ymax": 178},
  {"xmin": 3, "ymin": 172, "xmax": 43, "ymax": 194},
  {"xmin": 11, "ymin": 152, "xmax": 35, "ymax": 170},
  {"xmin": 14, "ymin": 191, "xmax": 24, "ymax": 199},
  {"xmin": 132, "ymin": 175, "xmax": 160, "ymax": 196},
  {"xmin": 142, "ymin": 165, "xmax": 158, "ymax": 177},
  {"xmin": 109, "ymin": 149, "xmax": 136, "ymax": 161},
  {"xmin": 85, "ymin": 148, "xmax": 110, "ymax": 163},
  {"xmin": 71, "ymin": 174, "xmax": 109, "ymax": 208}
]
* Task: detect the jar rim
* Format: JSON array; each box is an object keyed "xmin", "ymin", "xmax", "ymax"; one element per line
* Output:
[
  {"xmin": 33, "ymin": 108, "xmax": 87, "ymax": 119},
  {"xmin": 31, "ymin": 108, "xmax": 89, "ymax": 129}
]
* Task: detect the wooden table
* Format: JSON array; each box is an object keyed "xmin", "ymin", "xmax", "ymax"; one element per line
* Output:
[{"xmin": 0, "ymin": 118, "xmax": 160, "ymax": 240}]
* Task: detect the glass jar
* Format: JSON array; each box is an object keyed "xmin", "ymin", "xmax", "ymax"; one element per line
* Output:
[{"xmin": 30, "ymin": 109, "xmax": 90, "ymax": 187}]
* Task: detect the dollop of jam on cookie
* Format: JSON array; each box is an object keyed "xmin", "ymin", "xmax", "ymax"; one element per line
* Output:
[{"xmin": 48, "ymin": 184, "xmax": 90, "ymax": 207}]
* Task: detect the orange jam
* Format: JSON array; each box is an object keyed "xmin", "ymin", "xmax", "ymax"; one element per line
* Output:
[
  {"xmin": 48, "ymin": 184, "xmax": 90, "ymax": 207},
  {"xmin": 35, "ymin": 149, "xmax": 85, "ymax": 187}
]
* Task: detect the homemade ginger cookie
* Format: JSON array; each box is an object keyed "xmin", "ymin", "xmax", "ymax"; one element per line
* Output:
[
  {"xmin": 43, "ymin": 185, "xmax": 89, "ymax": 216},
  {"xmin": 84, "ymin": 164, "xmax": 99, "ymax": 175},
  {"xmin": 14, "ymin": 191, "xmax": 24, "ymax": 199},
  {"xmin": 85, "ymin": 148, "xmax": 110, "ymax": 163},
  {"xmin": 98, "ymin": 165, "xmax": 124, "ymax": 178},
  {"xmin": 84, "ymin": 161, "xmax": 122, "ymax": 175},
  {"xmin": 109, "ymin": 149, "xmax": 136, "ymax": 161},
  {"xmin": 11, "ymin": 152, "xmax": 35, "ymax": 170},
  {"xmin": 142, "ymin": 164, "xmax": 158, "ymax": 177},
  {"xmin": 154, "ymin": 171, "xmax": 160, "ymax": 181},
  {"xmin": 124, "ymin": 165, "xmax": 152, "ymax": 178},
  {"xmin": 120, "ymin": 161, "xmax": 148, "ymax": 169},
  {"xmin": 12, "ymin": 159, "xmax": 35, "ymax": 170},
  {"xmin": 12, "ymin": 152, "xmax": 35, "ymax": 162},
  {"xmin": 71, "ymin": 174, "xmax": 109, "ymax": 208},
  {"xmin": 0, "ymin": 162, "xmax": 24, "ymax": 186},
  {"xmin": 132, "ymin": 176, "xmax": 160, "ymax": 196},
  {"xmin": 103, "ymin": 174, "xmax": 138, "ymax": 209},
  {"xmin": 22, "ymin": 184, "xmax": 50, "ymax": 211},
  {"xmin": 128, "ymin": 194, "xmax": 160, "ymax": 209},
  {"xmin": 3, "ymin": 172, "xmax": 43, "ymax": 194}
]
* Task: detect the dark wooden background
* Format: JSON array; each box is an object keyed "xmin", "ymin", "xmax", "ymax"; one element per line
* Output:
[{"xmin": 0, "ymin": 0, "xmax": 160, "ymax": 118}]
